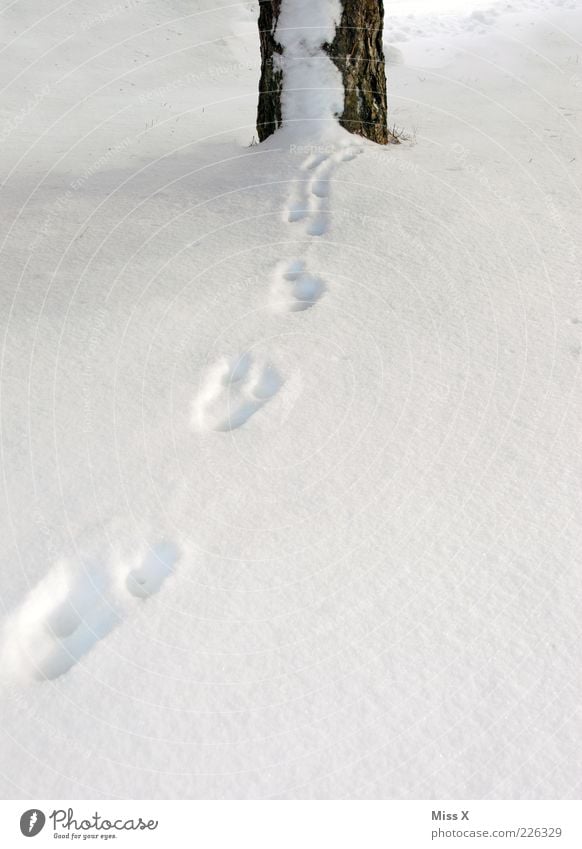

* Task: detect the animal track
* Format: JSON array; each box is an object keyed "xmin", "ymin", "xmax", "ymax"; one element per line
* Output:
[
  {"xmin": 193, "ymin": 353, "xmax": 282, "ymax": 432},
  {"xmin": 126, "ymin": 540, "xmax": 179, "ymax": 598},
  {"xmin": 1, "ymin": 541, "xmax": 180, "ymax": 681},
  {"xmin": 193, "ymin": 143, "xmax": 361, "ymax": 437},
  {"xmin": 286, "ymin": 193, "xmax": 309, "ymax": 224},
  {"xmin": 284, "ymin": 143, "xmax": 363, "ymax": 237},
  {"xmin": 306, "ymin": 212, "xmax": 328, "ymax": 237},
  {"xmin": 303, "ymin": 151, "xmax": 331, "ymax": 171},
  {"xmin": 270, "ymin": 259, "xmax": 326, "ymax": 313}
]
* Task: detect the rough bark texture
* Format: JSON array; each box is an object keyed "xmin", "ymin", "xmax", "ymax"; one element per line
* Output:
[
  {"xmin": 256, "ymin": 0, "xmax": 393, "ymax": 144},
  {"xmin": 257, "ymin": 0, "xmax": 283, "ymax": 142},
  {"xmin": 324, "ymin": 0, "xmax": 393, "ymax": 144}
]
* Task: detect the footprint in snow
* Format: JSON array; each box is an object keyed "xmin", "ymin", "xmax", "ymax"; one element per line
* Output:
[
  {"xmin": 126, "ymin": 540, "xmax": 179, "ymax": 598},
  {"xmin": 0, "ymin": 541, "xmax": 180, "ymax": 681},
  {"xmin": 284, "ymin": 144, "xmax": 363, "ymax": 236},
  {"xmin": 192, "ymin": 352, "xmax": 282, "ymax": 432},
  {"xmin": 302, "ymin": 150, "xmax": 331, "ymax": 171},
  {"xmin": 270, "ymin": 259, "xmax": 326, "ymax": 313}
]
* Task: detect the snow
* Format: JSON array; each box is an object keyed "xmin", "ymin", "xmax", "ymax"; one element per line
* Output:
[
  {"xmin": 276, "ymin": 0, "xmax": 343, "ymax": 133},
  {"xmin": 0, "ymin": 0, "xmax": 581, "ymax": 800},
  {"xmin": 193, "ymin": 352, "xmax": 283, "ymax": 432}
]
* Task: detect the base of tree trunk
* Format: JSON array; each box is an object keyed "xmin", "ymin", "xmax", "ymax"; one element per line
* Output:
[
  {"xmin": 256, "ymin": 0, "xmax": 396, "ymax": 145},
  {"xmin": 324, "ymin": 0, "xmax": 396, "ymax": 145}
]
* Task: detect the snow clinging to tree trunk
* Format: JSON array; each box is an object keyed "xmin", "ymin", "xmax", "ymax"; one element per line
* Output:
[{"xmin": 276, "ymin": 0, "xmax": 344, "ymax": 138}]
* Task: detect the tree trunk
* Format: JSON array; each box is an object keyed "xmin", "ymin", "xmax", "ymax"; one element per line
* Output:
[
  {"xmin": 256, "ymin": 0, "xmax": 283, "ymax": 142},
  {"xmin": 256, "ymin": 0, "xmax": 394, "ymax": 145},
  {"xmin": 324, "ymin": 0, "xmax": 393, "ymax": 144}
]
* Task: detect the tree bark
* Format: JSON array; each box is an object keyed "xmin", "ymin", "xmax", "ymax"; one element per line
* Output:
[
  {"xmin": 256, "ymin": 0, "xmax": 283, "ymax": 142},
  {"xmin": 256, "ymin": 0, "xmax": 394, "ymax": 145},
  {"xmin": 324, "ymin": 0, "xmax": 393, "ymax": 144}
]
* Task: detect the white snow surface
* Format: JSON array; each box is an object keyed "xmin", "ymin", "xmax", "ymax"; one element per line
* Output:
[{"xmin": 0, "ymin": 0, "xmax": 581, "ymax": 799}]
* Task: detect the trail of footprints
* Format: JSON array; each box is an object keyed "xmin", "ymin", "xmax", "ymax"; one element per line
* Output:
[
  {"xmin": 285, "ymin": 144, "xmax": 362, "ymax": 237},
  {"xmin": 195, "ymin": 141, "xmax": 363, "ymax": 432},
  {"xmin": 2, "ymin": 541, "xmax": 180, "ymax": 680},
  {"xmin": 3, "ymin": 145, "xmax": 362, "ymax": 683}
]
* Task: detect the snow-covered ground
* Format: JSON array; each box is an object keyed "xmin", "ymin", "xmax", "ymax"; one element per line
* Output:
[{"xmin": 0, "ymin": 0, "xmax": 580, "ymax": 799}]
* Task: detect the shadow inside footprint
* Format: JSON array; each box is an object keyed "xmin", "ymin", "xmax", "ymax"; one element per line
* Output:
[
  {"xmin": 311, "ymin": 176, "xmax": 331, "ymax": 198},
  {"xmin": 251, "ymin": 364, "xmax": 283, "ymax": 400},
  {"xmin": 7, "ymin": 561, "xmax": 122, "ymax": 681},
  {"xmin": 193, "ymin": 353, "xmax": 283, "ymax": 431},
  {"xmin": 44, "ymin": 566, "xmax": 109, "ymax": 639},
  {"xmin": 41, "ymin": 603, "xmax": 121, "ymax": 681},
  {"xmin": 306, "ymin": 214, "xmax": 328, "ymax": 237},
  {"xmin": 302, "ymin": 151, "xmax": 330, "ymax": 171},
  {"xmin": 1, "ymin": 539, "xmax": 183, "ymax": 682},
  {"xmin": 287, "ymin": 201, "xmax": 308, "ymax": 223},
  {"xmin": 126, "ymin": 541, "xmax": 180, "ymax": 599},
  {"xmin": 336, "ymin": 146, "xmax": 363, "ymax": 163},
  {"xmin": 271, "ymin": 260, "xmax": 326, "ymax": 312}
]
